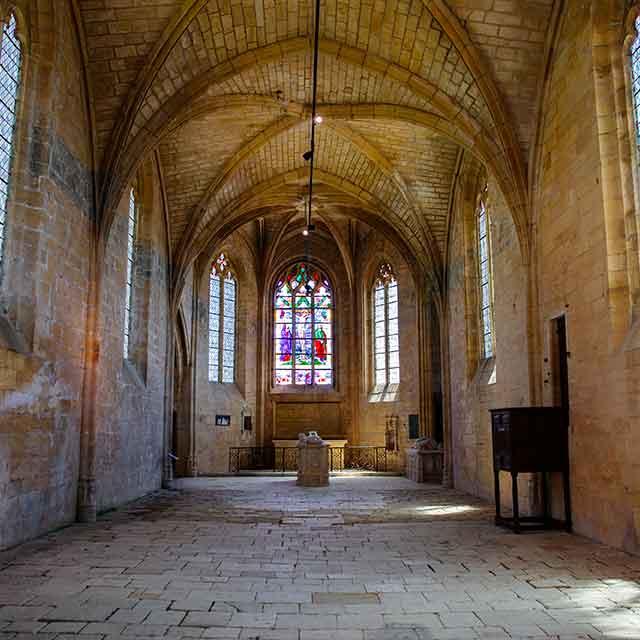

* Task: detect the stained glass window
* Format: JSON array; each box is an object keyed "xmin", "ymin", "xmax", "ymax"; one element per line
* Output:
[
  {"xmin": 631, "ymin": 16, "xmax": 640, "ymax": 156},
  {"xmin": 273, "ymin": 262, "xmax": 333, "ymax": 386},
  {"xmin": 373, "ymin": 263, "xmax": 400, "ymax": 387},
  {"xmin": 209, "ymin": 253, "xmax": 236, "ymax": 383},
  {"xmin": 0, "ymin": 13, "xmax": 22, "ymax": 270},
  {"xmin": 123, "ymin": 188, "xmax": 137, "ymax": 359},
  {"xmin": 477, "ymin": 186, "xmax": 495, "ymax": 359}
]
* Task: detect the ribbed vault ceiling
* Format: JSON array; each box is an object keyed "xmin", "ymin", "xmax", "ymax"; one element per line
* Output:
[{"xmin": 79, "ymin": 0, "xmax": 557, "ymax": 279}]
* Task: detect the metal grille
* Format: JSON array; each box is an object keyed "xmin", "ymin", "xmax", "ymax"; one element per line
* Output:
[
  {"xmin": 229, "ymin": 446, "xmax": 395, "ymax": 473},
  {"xmin": 477, "ymin": 191, "xmax": 494, "ymax": 358},
  {"xmin": 631, "ymin": 17, "xmax": 640, "ymax": 152},
  {"xmin": 123, "ymin": 189, "xmax": 137, "ymax": 359},
  {"xmin": 0, "ymin": 14, "xmax": 22, "ymax": 269}
]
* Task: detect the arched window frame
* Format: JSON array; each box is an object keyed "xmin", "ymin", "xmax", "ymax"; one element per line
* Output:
[
  {"xmin": 123, "ymin": 186, "xmax": 138, "ymax": 359},
  {"xmin": 208, "ymin": 253, "xmax": 237, "ymax": 384},
  {"xmin": 476, "ymin": 184, "xmax": 495, "ymax": 360},
  {"xmin": 621, "ymin": 7, "xmax": 640, "ymax": 317},
  {"xmin": 372, "ymin": 262, "xmax": 400, "ymax": 389},
  {"xmin": 272, "ymin": 261, "xmax": 334, "ymax": 388},
  {"xmin": 0, "ymin": 8, "xmax": 24, "ymax": 278},
  {"xmin": 627, "ymin": 12, "xmax": 640, "ymax": 177}
]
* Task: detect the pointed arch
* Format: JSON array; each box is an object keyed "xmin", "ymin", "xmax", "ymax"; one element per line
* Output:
[{"xmin": 372, "ymin": 261, "xmax": 400, "ymax": 388}]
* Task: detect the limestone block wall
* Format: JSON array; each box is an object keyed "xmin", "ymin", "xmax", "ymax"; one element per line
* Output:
[
  {"xmin": 93, "ymin": 160, "xmax": 169, "ymax": 512},
  {"xmin": 447, "ymin": 177, "xmax": 530, "ymax": 507},
  {"xmin": 193, "ymin": 235, "xmax": 257, "ymax": 475},
  {"xmin": 0, "ymin": 2, "xmax": 94, "ymax": 550},
  {"xmin": 534, "ymin": 4, "xmax": 640, "ymax": 552},
  {"xmin": 357, "ymin": 232, "xmax": 420, "ymax": 456}
]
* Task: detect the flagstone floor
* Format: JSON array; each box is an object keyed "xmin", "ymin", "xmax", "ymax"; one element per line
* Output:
[{"xmin": 1, "ymin": 476, "xmax": 639, "ymax": 640}]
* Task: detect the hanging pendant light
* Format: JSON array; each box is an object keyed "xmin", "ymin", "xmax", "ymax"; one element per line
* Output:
[{"xmin": 302, "ymin": 0, "xmax": 321, "ymax": 237}]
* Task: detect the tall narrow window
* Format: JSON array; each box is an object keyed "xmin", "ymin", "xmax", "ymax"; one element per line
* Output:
[
  {"xmin": 0, "ymin": 13, "xmax": 22, "ymax": 270},
  {"xmin": 630, "ymin": 16, "xmax": 640, "ymax": 156},
  {"xmin": 208, "ymin": 253, "xmax": 236, "ymax": 383},
  {"xmin": 123, "ymin": 188, "xmax": 137, "ymax": 359},
  {"xmin": 477, "ymin": 186, "xmax": 495, "ymax": 359},
  {"xmin": 373, "ymin": 263, "xmax": 400, "ymax": 387},
  {"xmin": 273, "ymin": 262, "xmax": 333, "ymax": 386}
]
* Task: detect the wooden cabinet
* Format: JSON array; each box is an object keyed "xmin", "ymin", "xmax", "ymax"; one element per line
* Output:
[{"xmin": 491, "ymin": 407, "xmax": 571, "ymax": 533}]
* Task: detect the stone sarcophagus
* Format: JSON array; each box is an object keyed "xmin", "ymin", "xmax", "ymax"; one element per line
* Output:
[
  {"xmin": 296, "ymin": 431, "xmax": 329, "ymax": 487},
  {"xmin": 405, "ymin": 438, "xmax": 443, "ymax": 483}
]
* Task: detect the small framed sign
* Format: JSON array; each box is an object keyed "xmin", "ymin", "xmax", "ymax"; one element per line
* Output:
[
  {"xmin": 243, "ymin": 415, "xmax": 253, "ymax": 432},
  {"xmin": 215, "ymin": 414, "xmax": 231, "ymax": 427}
]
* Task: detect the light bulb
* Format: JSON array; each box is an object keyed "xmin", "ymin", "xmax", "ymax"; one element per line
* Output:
[
  {"xmin": 302, "ymin": 228, "xmax": 310, "ymax": 237},
  {"xmin": 314, "ymin": 115, "xmax": 323, "ymax": 125}
]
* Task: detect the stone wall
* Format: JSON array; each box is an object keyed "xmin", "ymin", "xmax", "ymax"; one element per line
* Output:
[
  {"xmin": 0, "ymin": 2, "xmax": 94, "ymax": 550},
  {"xmin": 357, "ymin": 231, "xmax": 421, "ymax": 459},
  {"xmin": 447, "ymin": 171, "xmax": 530, "ymax": 507},
  {"xmin": 94, "ymin": 157, "xmax": 169, "ymax": 512},
  {"xmin": 193, "ymin": 234, "xmax": 257, "ymax": 475},
  {"xmin": 534, "ymin": 3, "xmax": 640, "ymax": 552}
]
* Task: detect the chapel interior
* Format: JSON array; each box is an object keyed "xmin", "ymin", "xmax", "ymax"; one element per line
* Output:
[{"xmin": 1, "ymin": 0, "xmax": 640, "ymax": 636}]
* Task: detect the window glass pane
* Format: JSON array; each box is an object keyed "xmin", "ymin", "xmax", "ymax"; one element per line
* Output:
[
  {"xmin": 632, "ymin": 17, "xmax": 640, "ymax": 148},
  {"xmin": 273, "ymin": 262, "xmax": 333, "ymax": 386},
  {"xmin": 210, "ymin": 256, "xmax": 237, "ymax": 382},
  {"xmin": 314, "ymin": 370, "xmax": 332, "ymax": 385},
  {"xmin": 389, "ymin": 367, "xmax": 400, "ymax": 384},
  {"xmin": 123, "ymin": 188, "xmax": 137, "ymax": 359},
  {"xmin": 372, "ymin": 266, "xmax": 400, "ymax": 387},
  {"xmin": 477, "ymin": 193, "xmax": 495, "ymax": 358},
  {"xmin": 0, "ymin": 14, "xmax": 21, "ymax": 270},
  {"xmin": 275, "ymin": 370, "xmax": 292, "ymax": 385}
]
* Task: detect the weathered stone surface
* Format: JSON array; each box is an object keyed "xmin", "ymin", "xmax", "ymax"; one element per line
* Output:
[{"xmin": 0, "ymin": 477, "xmax": 638, "ymax": 640}]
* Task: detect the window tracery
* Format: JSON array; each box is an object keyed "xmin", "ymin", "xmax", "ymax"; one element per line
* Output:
[
  {"xmin": 373, "ymin": 263, "xmax": 400, "ymax": 387},
  {"xmin": 273, "ymin": 262, "xmax": 333, "ymax": 386},
  {"xmin": 208, "ymin": 253, "xmax": 237, "ymax": 383}
]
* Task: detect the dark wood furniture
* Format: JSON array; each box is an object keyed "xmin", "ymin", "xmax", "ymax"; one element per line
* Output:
[{"xmin": 491, "ymin": 407, "xmax": 571, "ymax": 533}]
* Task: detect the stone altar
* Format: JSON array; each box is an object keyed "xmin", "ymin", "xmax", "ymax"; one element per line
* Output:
[
  {"xmin": 406, "ymin": 437, "xmax": 443, "ymax": 483},
  {"xmin": 297, "ymin": 431, "xmax": 329, "ymax": 487}
]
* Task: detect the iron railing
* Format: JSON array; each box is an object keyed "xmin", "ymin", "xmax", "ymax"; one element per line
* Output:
[{"xmin": 229, "ymin": 445, "xmax": 395, "ymax": 473}]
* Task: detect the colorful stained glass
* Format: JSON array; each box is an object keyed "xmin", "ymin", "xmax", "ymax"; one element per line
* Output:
[
  {"xmin": 209, "ymin": 254, "xmax": 237, "ymax": 383},
  {"xmin": 273, "ymin": 262, "xmax": 333, "ymax": 386},
  {"xmin": 373, "ymin": 263, "xmax": 400, "ymax": 388}
]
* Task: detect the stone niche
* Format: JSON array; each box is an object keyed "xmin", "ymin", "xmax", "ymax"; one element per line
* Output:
[{"xmin": 274, "ymin": 402, "xmax": 343, "ymax": 440}]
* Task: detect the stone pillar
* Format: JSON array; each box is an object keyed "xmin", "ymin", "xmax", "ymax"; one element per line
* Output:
[{"xmin": 297, "ymin": 432, "xmax": 329, "ymax": 487}]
